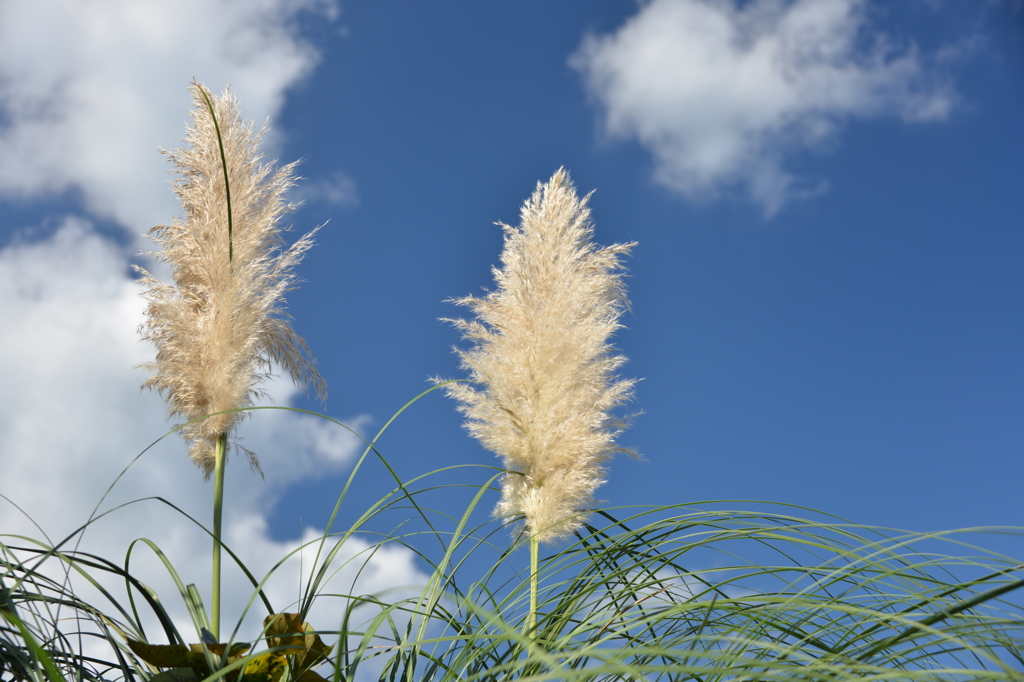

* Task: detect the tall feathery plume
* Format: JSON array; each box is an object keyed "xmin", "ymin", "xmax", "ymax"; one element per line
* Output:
[
  {"xmin": 137, "ymin": 81, "xmax": 326, "ymax": 474},
  {"xmin": 137, "ymin": 81, "xmax": 325, "ymax": 638},
  {"xmin": 445, "ymin": 168, "xmax": 637, "ymax": 546}
]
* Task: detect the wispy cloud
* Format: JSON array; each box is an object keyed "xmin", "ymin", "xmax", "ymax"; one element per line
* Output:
[
  {"xmin": 0, "ymin": 0, "xmax": 339, "ymax": 234},
  {"xmin": 571, "ymin": 0, "xmax": 955, "ymax": 216},
  {"xmin": 293, "ymin": 170, "xmax": 360, "ymax": 208}
]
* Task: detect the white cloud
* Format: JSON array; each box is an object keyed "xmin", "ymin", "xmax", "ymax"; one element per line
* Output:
[
  {"xmin": 0, "ymin": 0, "xmax": 339, "ymax": 235},
  {"xmin": 571, "ymin": 0, "xmax": 955, "ymax": 215},
  {"xmin": 0, "ymin": 220, "xmax": 427, "ymax": 668},
  {"xmin": 293, "ymin": 171, "xmax": 360, "ymax": 209}
]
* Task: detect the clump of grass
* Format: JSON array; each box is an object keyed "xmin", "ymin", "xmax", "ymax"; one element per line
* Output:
[
  {"xmin": 351, "ymin": 500, "xmax": 1024, "ymax": 682},
  {"xmin": 4, "ymin": 478, "xmax": 1024, "ymax": 681}
]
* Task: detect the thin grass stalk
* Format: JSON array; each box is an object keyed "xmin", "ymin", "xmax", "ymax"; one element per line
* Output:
[
  {"xmin": 211, "ymin": 433, "xmax": 227, "ymax": 641},
  {"xmin": 528, "ymin": 534, "xmax": 539, "ymax": 636}
]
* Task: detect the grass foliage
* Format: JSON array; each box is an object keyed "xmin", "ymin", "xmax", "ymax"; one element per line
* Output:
[{"xmin": 2, "ymin": 402, "xmax": 1023, "ymax": 681}]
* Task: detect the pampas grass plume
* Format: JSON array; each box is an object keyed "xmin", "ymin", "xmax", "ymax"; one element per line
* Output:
[
  {"xmin": 137, "ymin": 82, "xmax": 326, "ymax": 476},
  {"xmin": 445, "ymin": 168, "xmax": 637, "ymax": 544}
]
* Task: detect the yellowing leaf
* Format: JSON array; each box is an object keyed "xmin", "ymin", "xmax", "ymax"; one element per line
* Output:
[
  {"xmin": 127, "ymin": 638, "xmax": 252, "ymax": 682},
  {"xmin": 263, "ymin": 613, "xmax": 331, "ymax": 672},
  {"xmin": 241, "ymin": 651, "xmax": 290, "ymax": 682}
]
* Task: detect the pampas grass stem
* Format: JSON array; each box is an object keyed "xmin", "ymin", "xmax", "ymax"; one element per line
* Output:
[
  {"xmin": 528, "ymin": 533, "xmax": 539, "ymax": 635},
  {"xmin": 444, "ymin": 168, "xmax": 637, "ymax": 637},
  {"xmin": 211, "ymin": 433, "xmax": 227, "ymax": 640},
  {"xmin": 137, "ymin": 80, "xmax": 326, "ymax": 643}
]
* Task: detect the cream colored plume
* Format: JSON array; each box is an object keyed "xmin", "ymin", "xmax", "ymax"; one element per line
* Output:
[
  {"xmin": 445, "ymin": 168, "xmax": 637, "ymax": 544},
  {"xmin": 137, "ymin": 82, "xmax": 326, "ymax": 476}
]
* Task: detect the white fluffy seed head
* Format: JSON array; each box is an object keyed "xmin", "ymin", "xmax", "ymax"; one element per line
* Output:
[
  {"xmin": 137, "ymin": 82, "xmax": 325, "ymax": 476},
  {"xmin": 445, "ymin": 168, "xmax": 637, "ymax": 543}
]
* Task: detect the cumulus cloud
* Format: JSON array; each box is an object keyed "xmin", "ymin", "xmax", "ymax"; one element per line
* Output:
[
  {"xmin": 0, "ymin": 0, "xmax": 339, "ymax": 235},
  {"xmin": 0, "ymin": 219, "xmax": 427, "ymax": 659},
  {"xmin": 571, "ymin": 0, "xmax": 955, "ymax": 215}
]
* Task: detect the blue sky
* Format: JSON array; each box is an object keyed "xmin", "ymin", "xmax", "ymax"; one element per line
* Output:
[
  {"xmin": 1, "ymin": 0, "xmax": 1022, "ymax": 640},
  {"xmin": 278, "ymin": 0, "xmax": 1024, "ymax": 537}
]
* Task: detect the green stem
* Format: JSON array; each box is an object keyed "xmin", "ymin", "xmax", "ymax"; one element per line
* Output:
[
  {"xmin": 527, "ymin": 533, "xmax": 539, "ymax": 636},
  {"xmin": 211, "ymin": 433, "xmax": 228, "ymax": 641}
]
